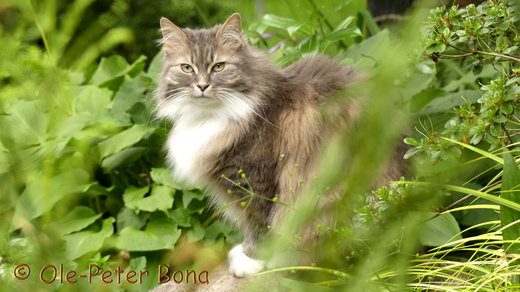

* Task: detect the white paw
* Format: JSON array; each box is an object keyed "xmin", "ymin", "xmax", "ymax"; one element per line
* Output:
[{"xmin": 228, "ymin": 244, "xmax": 264, "ymax": 278}]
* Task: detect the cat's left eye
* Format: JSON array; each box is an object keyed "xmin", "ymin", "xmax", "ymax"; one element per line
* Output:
[
  {"xmin": 212, "ymin": 62, "xmax": 225, "ymax": 72},
  {"xmin": 180, "ymin": 64, "xmax": 193, "ymax": 73}
]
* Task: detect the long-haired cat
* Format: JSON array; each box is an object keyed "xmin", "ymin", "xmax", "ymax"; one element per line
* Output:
[{"xmin": 155, "ymin": 13, "xmax": 404, "ymax": 278}]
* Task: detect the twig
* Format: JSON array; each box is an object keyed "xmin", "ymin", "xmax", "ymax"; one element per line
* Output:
[
  {"xmin": 501, "ymin": 123, "xmax": 514, "ymax": 147},
  {"xmin": 437, "ymin": 48, "xmax": 520, "ymax": 63}
]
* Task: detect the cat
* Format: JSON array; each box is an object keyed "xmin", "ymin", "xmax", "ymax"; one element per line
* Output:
[{"xmin": 155, "ymin": 13, "xmax": 404, "ymax": 278}]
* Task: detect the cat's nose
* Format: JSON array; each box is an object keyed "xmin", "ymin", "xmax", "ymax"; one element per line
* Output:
[{"xmin": 196, "ymin": 84, "xmax": 209, "ymax": 92}]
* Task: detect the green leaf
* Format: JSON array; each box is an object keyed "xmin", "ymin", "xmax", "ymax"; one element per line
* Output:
[
  {"xmin": 0, "ymin": 141, "xmax": 9, "ymax": 174},
  {"xmin": 14, "ymin": 169, "xmax": 90, "ymax": 224},
  {"xmin": 98, "ymin": 124, "xmax": 153, "ymax": 159},
  {"xmin": 324, "ymin": 27, "xmax": 361, "ymax": 42},
  {"xmin": 416, "ymin": 212, "xmax": 462, "ymax": 246},
  {"xmin": 123, "ymin": 185, "xmax": 174, "ymax": 213},
  {"xmin": 404, "ymin": 147, "xmax": 420, "ymax": 159},
  {"xmin": 261, "ymin": 14, "xmax": 299, "ymax": 30},
  {"xmin": 48, "ymin": 206, "xmax": 102, "ymax": 235},
  {"xmin": 64, "ymin": 217, "xmax": 114, "ymax": 259},
  {"xmin": 150, "ymin": 168, "xmax": 183, "ymax": 189},
  {"xmin": 421, "ymin": 90, "xmax": 481, "ymax": 114},
  {"xmin": 334, "ymin": 16, "xmax": 355, "ymax": 31},
  {"xmin": 403, "ymin": 137, "xmax": 419, "ymax": 147},
  {"xmin": 147, "ymin": 51, "xmax": 164, "ymax": 81},
  {"xmin": 116, "ymin": 218, "xmax": 181, "ymax": 251},
  {"xmin": 101, "ymin": 146, "xmax": 148, "ymax": 170},
  {"xmin": 4, "ymin": 100, "xmax": 48, "ymax": 147},
  {"xmin": 74, "ymin": 85, "xmax": 112, "ymax": 117},
  {"xmin": 182, "ymin": 190, "xmax": 205, "ymax": 208},
  {"xmin": 341, "ymin": 30, "xmax": 389, "ymax": 71},
  {"xmin": 116, "ymin": 207, "xmax": 148, "ymax": 231},
  {"xmin": 500, "ymin": 150, "xmax": 520, "ymax": 253},
  {"xmin": 169, "ymin": 208, "xmax": 191, "ymax": 227},
  {"xmin": 441, "ymin": 137, "xmax": 504, "ymax": 164},
  {"xmin": 187, "ymin": 219, "xmax": 206, "ymax": 242},
  {"xmin": 89, "ymin": 55, "xmax": 129, "ymax": 85},
  {"xmin": 111, "ymin": 74, "xmax": 153, "ymax": 122}
]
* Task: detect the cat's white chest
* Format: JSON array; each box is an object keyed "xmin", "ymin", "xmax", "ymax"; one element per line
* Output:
[{"xmin": 166, "ymin": 117, "xmax": 229, "ymax": 186}]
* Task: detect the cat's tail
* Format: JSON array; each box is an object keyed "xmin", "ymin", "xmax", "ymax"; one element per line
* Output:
[{"xmin": 283, "ymin": 54, "xmax": 358, "ymax": 100}]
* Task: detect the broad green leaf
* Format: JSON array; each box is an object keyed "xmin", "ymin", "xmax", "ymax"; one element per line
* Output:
[
  {"xmin": 74, "ymin": 85, "xmax": 112, "ymax": 116},
  {"xmin": 111, "ymin": 75, "xmax": 153, "ymax": 122},
  {"xmin": 341, "ymin": 30, "xmax": 389, "ymax": 71},
  {"xmin": 150, "ymin": 168, "xmax": 183, "ymax": 189},
  {"xmin": 421, "ymin": 90, "xmax": 481, "ymax": 113},
  {"xmin": 116, "ymin": 218, "xmax": 181, "ymax": 251},
  {"xmin": 116, "ymin": 207, "xmax": 148, "ymax": 231},
  {"xmin": 147, "ymin": 51, "xmax": 164, "ymax": 81},
  {"xmin": 416, "ymin": 212, "xmax": 462, "ymax": 246},
  {"xmin": 48, "ymin": 206, "xmax": 101, "ymax": 235},
  {"xmin": 187, "ymin": 219, "xmax": 205, "ymax": 242},
  {"xmin": 168, "ymin": 208, "xmax": 191, "ymax": 227},
  {"xmin": 0, "ymin": 141, "xmax": 9, "ymax": 174},
  {"xmin": 500, "ymin": 150, "xmax": 520, "ymax": 253},
  {"xmin": 98, "ymin": 124, "xmax": 153, "ymax": 159},
  {"xmin": 204, "ymin": 220, "xmax": 240, "ymax": 242},
  {"xmin": 182, "ymin": 190, "xmax": 205, "ymax": 208},
  {"xmin": 4, "ymin": 100, "xmax": 48, "ymax": 147},
  {"xmin": 64, "ymin": 217, "xmax": 114, "ymax": 259},
  {"xmin": 123, "ymin": 185, "xmax": 174, "ymax": 213},
  {"xmin": 101, "ymin": 146, "xmax": 148, "ymax": 170},
  {"xmin": 89, "ymin": 55, "xmax": 129, "ymax": 85},
  {"xmin": 14, "ymin": 169, "xmax": 90, "ymax": 225}
]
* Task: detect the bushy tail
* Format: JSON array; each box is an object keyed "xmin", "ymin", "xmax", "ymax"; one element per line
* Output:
[{"xmin": 283, "ymin": 54, "xmax": 357, "ymax": 100}]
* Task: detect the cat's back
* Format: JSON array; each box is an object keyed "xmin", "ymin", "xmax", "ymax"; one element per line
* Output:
[{"xmin": 282, "ymin": 54, "xmax": 356, "ymax": 101}]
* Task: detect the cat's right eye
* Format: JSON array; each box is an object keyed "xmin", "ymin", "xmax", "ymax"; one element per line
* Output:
[{"xmin": 180, "ymin": 64, "xmax": 193, "ymax": 73}]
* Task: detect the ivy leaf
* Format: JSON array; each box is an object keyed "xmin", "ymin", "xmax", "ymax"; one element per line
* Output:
[
  {"xmin": 150, "ymin": 168, "xmax": 183, "ymax": 189},
  {"xmin": 116, "ymin": 207, "xmax": 148, "ymax": 231},
  {"xmin": 123, "ymin": 185, "xmax": 174, "ymax": 213},
  {"xmin": 169, "ymin": 208, "xmax": 191, "ymax": 227},
  {"xmin": 116, "ymin": 218, "xmax": 181, "ymax": 251},
  {"xmin": 182, "ymin": 190, "xmax": 205, "ymax": 208}
]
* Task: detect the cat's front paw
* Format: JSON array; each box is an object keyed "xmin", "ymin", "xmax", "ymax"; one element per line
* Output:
[{"xmin": 228, "ymin": 244, "xmax": 264, "ymax": 278}]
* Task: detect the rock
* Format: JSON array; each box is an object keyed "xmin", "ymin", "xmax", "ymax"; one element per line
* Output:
[{"xmin": 149, "ymin": 264, "xmax": 271, "ymax": 292}]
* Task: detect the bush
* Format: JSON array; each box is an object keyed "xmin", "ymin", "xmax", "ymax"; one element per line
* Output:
[{"xmin": 0, "ymin": 0, "xmax": 519, "ymax": 291}]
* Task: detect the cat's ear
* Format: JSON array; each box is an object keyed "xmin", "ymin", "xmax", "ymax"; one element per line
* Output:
[
  {"xmin": 216, "ymin": 13, "xmax": 243, "ymax": 50},
  {"xmin": 160, "ymin": 17, "xmax": 188, "ymax": 54}
]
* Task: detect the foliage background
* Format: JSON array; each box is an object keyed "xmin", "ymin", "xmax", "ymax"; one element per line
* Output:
[{"xmin": 0, "ymin": 0, "xmax": 519, "ymax": 291}]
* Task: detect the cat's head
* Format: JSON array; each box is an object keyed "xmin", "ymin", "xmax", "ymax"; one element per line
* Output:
[{"xmin": 156, "ymin": 13, "xmax": 265, "ymax": 121}]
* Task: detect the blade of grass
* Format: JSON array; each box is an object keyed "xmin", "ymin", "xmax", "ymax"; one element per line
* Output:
[{"xmin": 441, "ymin": 137, "xmax": 504, "ymax": 164}]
